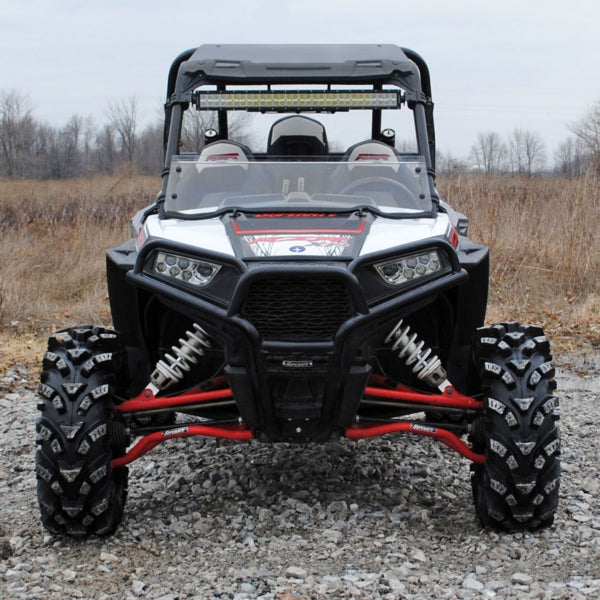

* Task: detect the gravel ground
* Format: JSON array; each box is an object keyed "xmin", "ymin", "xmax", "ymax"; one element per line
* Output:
[{"xmin": 1, "ymin": 350, "xmax": 599, "ymax": 599}]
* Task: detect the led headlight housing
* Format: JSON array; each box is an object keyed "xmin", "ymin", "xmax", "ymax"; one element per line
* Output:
[
  {"xmin": 152, "ymin": 252, "xmax": 221, "ymax": 287},
  {"xmin": 374, "ymin": 250, "xmax": 444, "ymax": 286}
]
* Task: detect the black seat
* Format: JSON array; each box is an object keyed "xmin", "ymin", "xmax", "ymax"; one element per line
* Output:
[{"xmin": 267, "ymin": 116, "xmax": 328, "ymax": 160}]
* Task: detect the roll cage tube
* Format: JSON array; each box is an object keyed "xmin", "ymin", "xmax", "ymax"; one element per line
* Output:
[
  {"xmin": 160, "ymin": 45, "xmax": 438, "ymax": 210},
  {"xmin": 401, "ymin": 47, "xmax": 436, "ymax": 172},
  {"xmin": 164, "ymin": 47, "xmax": 195, "ymax": 155}
]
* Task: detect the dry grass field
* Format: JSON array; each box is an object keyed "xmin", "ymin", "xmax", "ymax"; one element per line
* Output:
[
  {"xmin": 1, "ymin": 171, "xmax": 599, "ymax": 370},
  {"xmin": 0, "ymin": 173, "xmax": 159, "ymax": 368},
  {"xmin": 440, "ymin": 173, "xmax": 600, "ymax": 349}
]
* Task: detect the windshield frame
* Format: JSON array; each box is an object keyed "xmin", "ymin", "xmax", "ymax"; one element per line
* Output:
[{"xmin": 155, "ymin": 45, "xmax": 440, "ymax": 229}]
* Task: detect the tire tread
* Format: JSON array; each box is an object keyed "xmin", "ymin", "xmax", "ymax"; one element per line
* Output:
[{"xmin": 470, "ymin": 322, "xmax": 560, "ymax": 531}]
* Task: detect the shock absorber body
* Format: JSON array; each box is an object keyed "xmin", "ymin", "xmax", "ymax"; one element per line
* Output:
[
  {"xmin": 147, "ymin": 323, "xmax": 210, "ymax": 394},
  {"xmin": 385, "ymin": 319, "xmax": 451, "ymax": 392}
]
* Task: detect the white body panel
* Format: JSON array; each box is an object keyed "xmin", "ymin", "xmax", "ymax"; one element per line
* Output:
[
  {"xmin": 359, "ymin": 213, "xmax": 451, "ymax": 256},
  {"xmin": 141, "ymin": 212, "xmax": 452, "ymax": 259},
  {"xmin": 143, "ymin": 215, "xmax": 236, "ymax": 256}
]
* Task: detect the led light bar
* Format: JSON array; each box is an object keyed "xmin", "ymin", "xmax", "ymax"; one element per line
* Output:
[{"xmin": 194, "ymin": 90, "xmax": 401, "ymax": 112}]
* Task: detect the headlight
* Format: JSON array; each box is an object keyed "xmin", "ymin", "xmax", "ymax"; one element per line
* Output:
[
  {"xmin": 374, "ymin": 250, "xmax": 443, "ymax": 286},
  {"xmin": 152, "ymin": 252, "xmax": 221, "ymax": 287}
]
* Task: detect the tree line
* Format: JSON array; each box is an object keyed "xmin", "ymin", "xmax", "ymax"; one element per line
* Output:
[
  {"xmin": 1, "ymin": 89, "xmax": 598, "ymax": 179},
  {"xmin": 0, "ymin": 91, "xmax": 164, "ymax": 179},
  {"xmin": 440, "ymin": 120, "xmax": 597, "ymax": 177}
]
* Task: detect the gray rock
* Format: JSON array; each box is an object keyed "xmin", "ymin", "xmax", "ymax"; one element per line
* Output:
[
  {"xmin": 2, "ymin": 362, "xmax": 599, "ymax": 599},
  {"xmin": 462, "ymin": 576, "xmax": 485, "ymax": 591},
  {"xmin": 286, "ymin": 566, "xmax": 308, "ymax": 579},
  {"xmin": 511, "ymin": 572, "xmax": 533, "ymax": 585}
]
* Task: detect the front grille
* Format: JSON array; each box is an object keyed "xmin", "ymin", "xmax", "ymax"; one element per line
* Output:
[{"xmin": 242, "ymin": 278, "xmax": 355, "ymax": 341}]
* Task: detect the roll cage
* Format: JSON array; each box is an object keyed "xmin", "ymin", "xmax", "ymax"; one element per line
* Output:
[{"xmin": 161, "ymin": 45, "xmax": 436, "ymax": 203}]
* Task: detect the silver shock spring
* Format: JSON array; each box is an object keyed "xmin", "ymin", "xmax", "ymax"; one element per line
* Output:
[
  {"xmin": 384, "ymin": 319, "xmax": 451, "ymax": 391},
  {"xmin": 149, "ymin": 323, "xmax": 210, "ymax": 392}
]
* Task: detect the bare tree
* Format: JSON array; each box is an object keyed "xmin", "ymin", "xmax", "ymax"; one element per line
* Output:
[
  {"xmin": 469, "ymin": 131, "xmax": 507, "ymax": 173},
  {"xmin": 137, "ymin": 122, "xmax": 163, "ymax": 175},
  {"xmin": 0, "ymin": 90, "xmax": 36, "ymax": 177},
  {"xmin": 436, "ymin": 149, "xmax": 468, "ymax": 174},
  {"xmin": 180, "ymin": 111, "xmax": 215, "ymax": 153},
  {"xmin": 180, "ymin": 110, "xmax": 254, "ymax": 153},
  {"xmin": 78, "ymin": 116, "xmax": 97, "ymax": 175},
  {"xmin": 554, "ymin": 137, "xmax": 587, "ymax": 177},
  {"xmin": 569, "ymin": 99, "xmax": 600, "ymax": 171},
  {"xmin": 508, "ymin": 128, "xmax": 546, "ymax": 175},
  {"xmin": 108, "ymin": 96, "xmax": 138, "ymax": 165},
  {"xmin": 94, "ymin": 124, "xmax": 118, "ymax": 174},
  {"xmin": 228, "ymin": 112, "xmax": 255, "ymax": 148},
  {"xmin": 49, "ymin": 115, "xmax": 84, "ymax": 178}
]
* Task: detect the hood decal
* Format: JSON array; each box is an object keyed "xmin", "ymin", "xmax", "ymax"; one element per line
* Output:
[
  {"xmin": 242, "ymin": 233, "xmax": 354, "ymax": 257},
  {"xmin": 225, "ymin": 213, "xmax": 370, "ymax": 259}
]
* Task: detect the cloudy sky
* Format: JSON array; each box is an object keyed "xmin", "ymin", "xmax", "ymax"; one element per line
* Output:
[{"xmin": 2, "ymin": 0, "xmax": 599, "ymax": 157}]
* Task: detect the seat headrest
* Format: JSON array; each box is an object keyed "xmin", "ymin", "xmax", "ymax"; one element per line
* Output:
[
  {"xmin": 199, "ymin": 140, "xmax": 253, "ymax": 162},
  {"xmin": 267, "ymin": 116, "xmax": 328, "ymax": 158},
  {"xmin": 343, "ymin": 140, "xmax": 399, "ymax": 162}
]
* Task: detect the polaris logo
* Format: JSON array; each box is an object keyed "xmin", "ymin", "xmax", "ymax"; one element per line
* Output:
[{"xmin": 282, "ymin": 360, "xmax": 313, "ymax": 368}]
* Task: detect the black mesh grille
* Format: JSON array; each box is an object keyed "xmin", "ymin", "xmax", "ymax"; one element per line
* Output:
[{"xmin": 242, "ymin": 278, "xmax": 355, "ymax": 341}]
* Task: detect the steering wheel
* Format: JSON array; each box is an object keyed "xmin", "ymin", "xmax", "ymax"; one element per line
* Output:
[{"xmin": 340, "ymin": 176, "xmax": 415, "ymax": 203}]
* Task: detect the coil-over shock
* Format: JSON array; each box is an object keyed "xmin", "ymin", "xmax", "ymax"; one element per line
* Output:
[
  {"xmin": 148, "ymin": 323, "xmax": 210, "ymax": 393},
  {"xmin": 385, "ymin": 319, "xmax": 451, "ymax": 392}
]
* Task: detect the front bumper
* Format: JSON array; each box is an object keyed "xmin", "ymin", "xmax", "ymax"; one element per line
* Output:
[{"xmin": 125, "ymin": 239, "xmax": 467, "ymax": 441}]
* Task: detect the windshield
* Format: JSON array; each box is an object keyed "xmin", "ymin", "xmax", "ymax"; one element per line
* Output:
[{"xmin": 164, "ymin": 154, "xmax": 432, "ymax": 217}]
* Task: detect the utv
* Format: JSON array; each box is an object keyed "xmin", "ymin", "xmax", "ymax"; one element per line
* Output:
[{"xmin": 35, "ymin": 44, "xmax": 560, "ymax": 536}]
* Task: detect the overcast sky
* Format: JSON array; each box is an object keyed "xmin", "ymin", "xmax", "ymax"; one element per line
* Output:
[{"xmin": 2, "ymin": 0, "xmax": 599, "ymax": 157}]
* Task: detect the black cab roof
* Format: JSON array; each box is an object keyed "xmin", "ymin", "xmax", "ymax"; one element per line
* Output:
[{"xmin": 168, "ymin": 44, "xmax": 431, "ymax": 101}]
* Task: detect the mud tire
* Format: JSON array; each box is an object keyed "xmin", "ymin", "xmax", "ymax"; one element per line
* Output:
[
  {"xmin": 470, "ymin": 323, "xmax": 560, "ymax": 531},
  {"xmin": 35, "ymin": 326, "xmax": 129, "ymax": 536}
]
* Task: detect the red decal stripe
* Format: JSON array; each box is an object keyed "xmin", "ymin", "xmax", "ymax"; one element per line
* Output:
[{"xmin": 231, "ymin": 220, "xmax": 366, "ymax": 235}]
